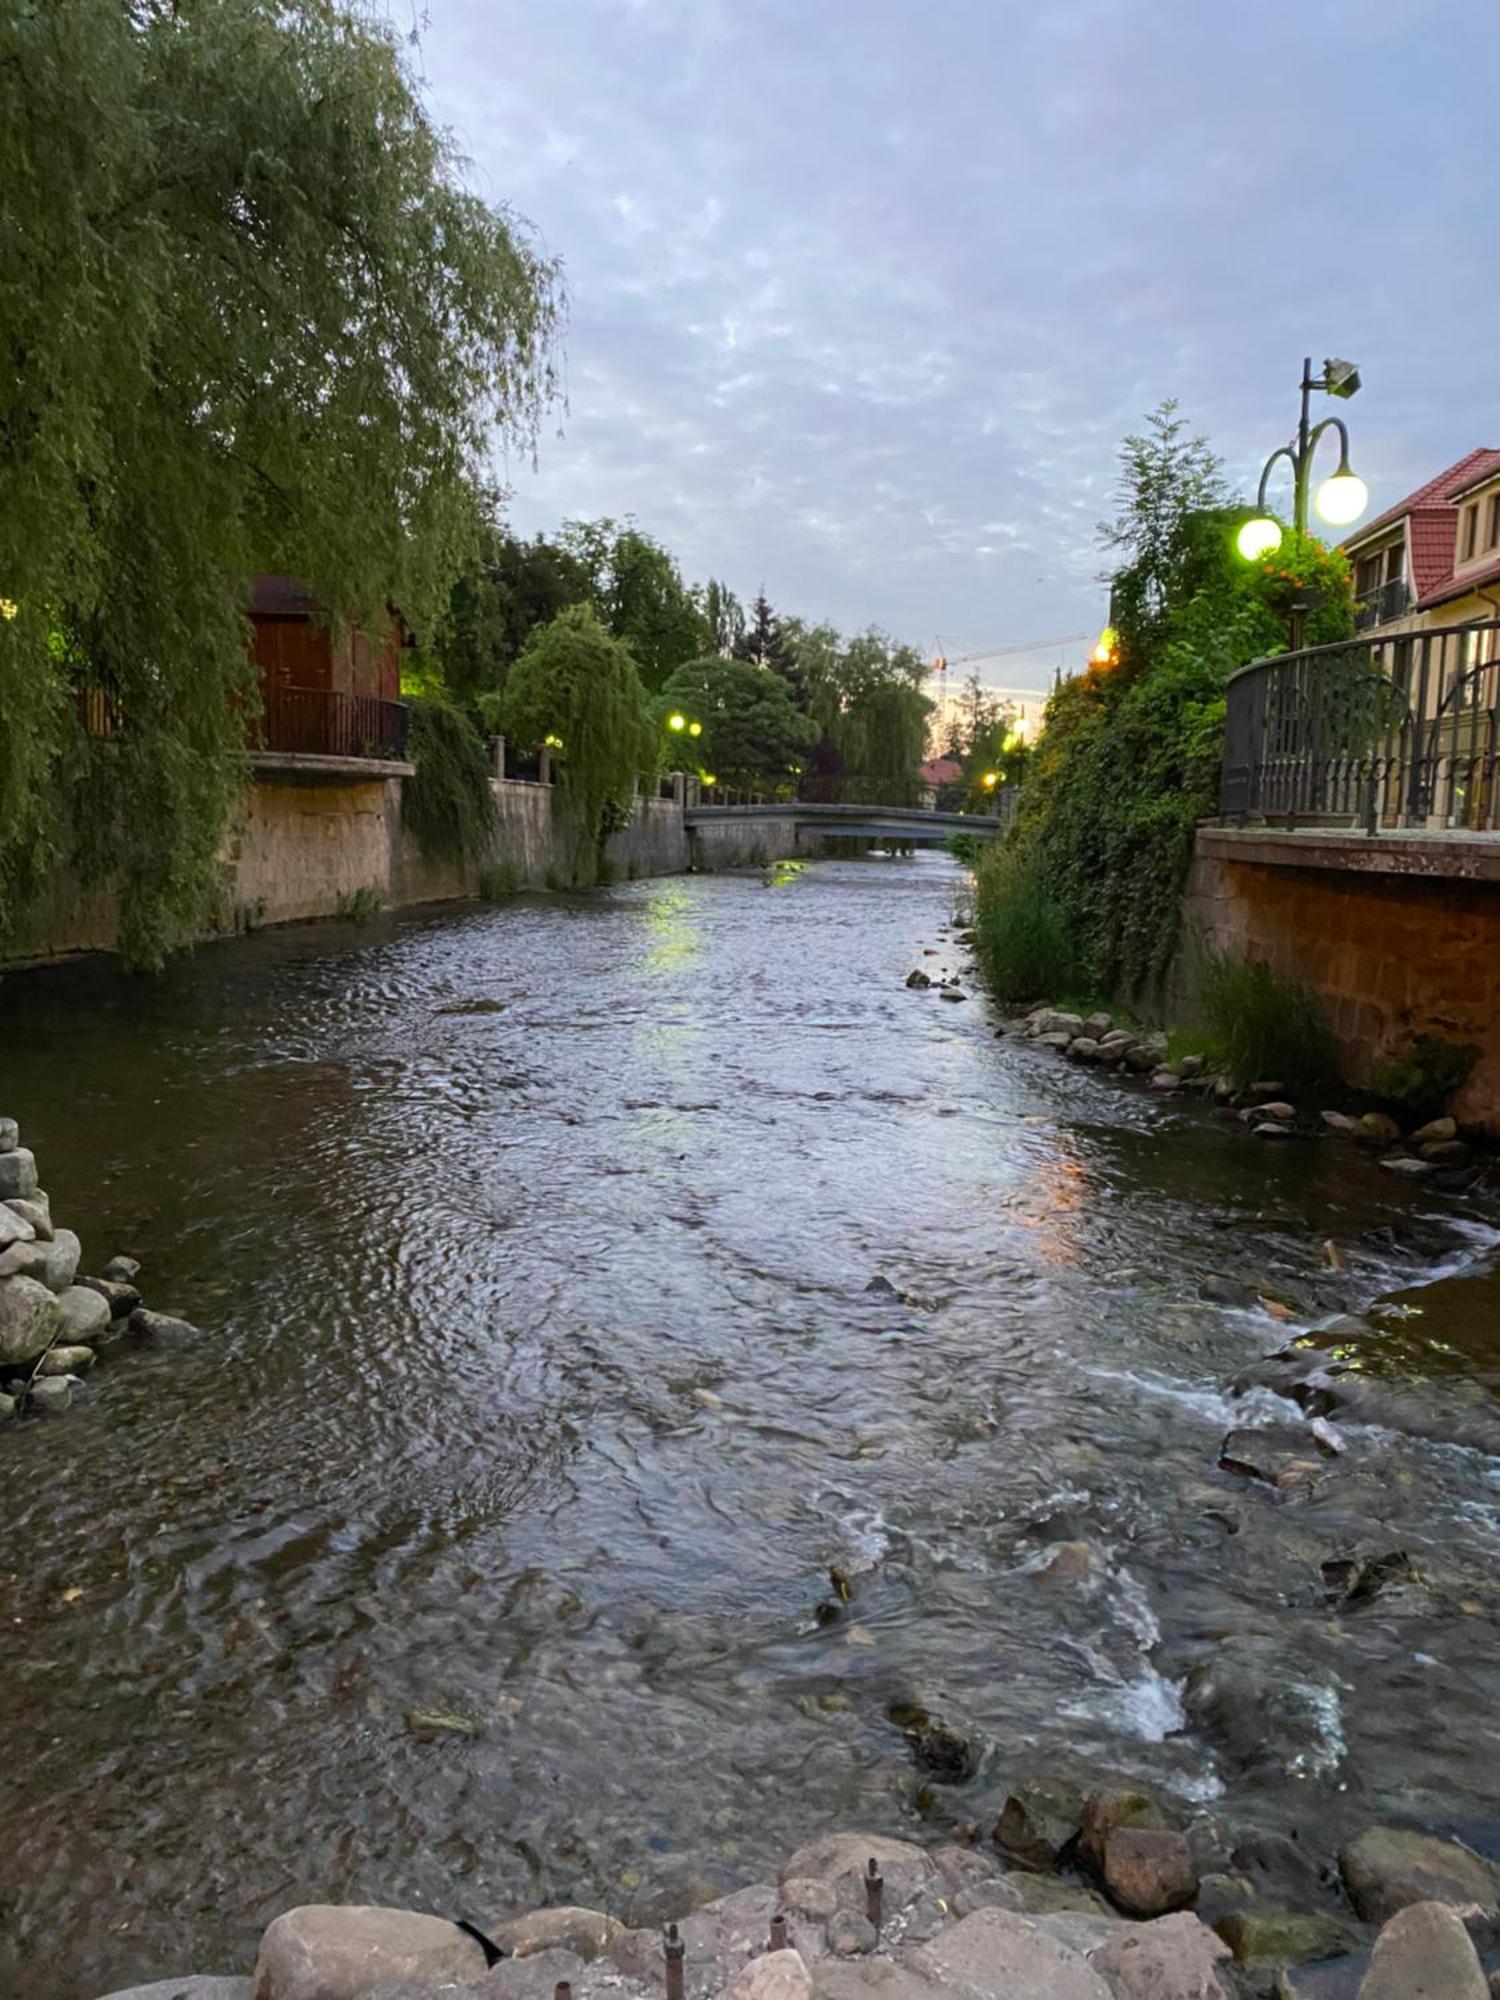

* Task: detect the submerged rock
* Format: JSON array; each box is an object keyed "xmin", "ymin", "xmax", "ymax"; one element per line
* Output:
[
  {"xmin": 994, "ymin": 1775, "xmax": 1085, "ymax": 1868},
  {"xmin": 1338, "ymin": 1826, "xmax": 1500, "ymax": 1926},
  {"xmin": 905, "ymin": 970, "xmax": 932, "ymax": 989},
  {"xmin": 888, "ymin": 1701, "xmax": 979, "ymax": 1784},
  {"xmin": 1218, "ymin": 1424, "xmax": 1331, "ymax": 1486},
  {"xmin": 128, "ymin": 1307, "xmax": 203, "ymax": 1344},
  {"xmin": 1213, "ymin": 1907, "xmax": 1356, "ymax": 1965},
  {"xmin": 29, "ymin": 1375, "xmax": 79, "ymax": 1413},
  {"xmin": 102, "ymin": 1254, "xmax": 142, "ymax": 1282}
]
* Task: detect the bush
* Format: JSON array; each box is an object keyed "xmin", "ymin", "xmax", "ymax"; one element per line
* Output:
[
  {"xmin": 477, "ymin": 860, "xmax": 520, "ymax": 899},
  {"xmin": 974, "ymin": 844, "xmax": 1081, "ymax": 1003},
  {"xmin": 402, "ymin": 698, "xmax": 496, "ymax": 865},
  {"xmin": 335, "ymin": 886, "xmax": 383, "ymax": 921},
  {"xmin": 1191, "ymin": 949, "xmax": 1339, "ymax": 1089},
  {"xmin": 1369, "ymin": 1035, "xmax": 1479, "ymax": 1119}
]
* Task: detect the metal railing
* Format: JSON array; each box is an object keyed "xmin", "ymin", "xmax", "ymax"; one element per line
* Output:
[
  {"xmin": 254, "ymin": 684, "xmax": 409, "ymax": 761},
  {"xmin": 1353, "ymin": 576, "xmax": 1412, "ymax": 632},
  {"xmin": 1220, "ymin": 619, "xmax": 1500, "ymax": 832}
]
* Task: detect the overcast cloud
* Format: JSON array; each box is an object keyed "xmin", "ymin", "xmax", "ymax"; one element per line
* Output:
[{"xmin": 413, "ymin": 0, "xmax": 1496, "ymax": 689}]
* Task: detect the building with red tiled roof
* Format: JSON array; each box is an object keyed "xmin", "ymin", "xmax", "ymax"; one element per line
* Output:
[{"xmin": 1343, "ymin": 448, "xmax": 1500, "ymax": 632}]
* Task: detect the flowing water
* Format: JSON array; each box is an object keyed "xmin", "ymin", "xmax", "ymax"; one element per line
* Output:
[{"xmin": 2, "ymin": 856, "xmax": 1500, "ymax": 1999}]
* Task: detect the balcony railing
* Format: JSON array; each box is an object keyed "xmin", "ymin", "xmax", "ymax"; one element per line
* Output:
[
  {"xmin": 1353, "ymin": 576, "xmax": 1412, "ymax": 632},
  {"xmin": 254, "ymin": 684, "xmax": 409, "ymax": 761},
  {"xmin": 1220, "ymin": 620, "xmax": 1500, "ymax": 832}
]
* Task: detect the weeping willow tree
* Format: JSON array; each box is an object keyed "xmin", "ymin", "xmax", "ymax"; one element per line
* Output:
[
  {"xmin": 0, "ymin": 0, "xmax": 562, "ymax": 965},
  {"xmin": 491, "ymin": 605, "xmax": 657, "ymax": 885}
]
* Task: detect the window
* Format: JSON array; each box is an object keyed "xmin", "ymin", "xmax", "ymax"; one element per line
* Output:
[
  {"xmin": 1487, "ymin": 491, "xmax": 1500, "ymax": 549},
  {"xmin": 1461, "ymin": 504, "xmax": 1479, "ymax": 561},
  {"xmin": 1384, "ymin": 543, "xmax": 1404, "ymax": 584},
  {"xmin": 1356, "ymin": 552, "xmax": 1383, "ymax": 596}
]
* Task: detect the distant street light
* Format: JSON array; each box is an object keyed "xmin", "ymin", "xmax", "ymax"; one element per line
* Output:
[
  {"xmin": 666, "ymin": 712, "xmax": 687, "ymax": 732},
  {"xmin": 980, "ymin": 771, "xmax": 999, "ymax": 789},
  {"xmin": 1237, "ymin": 355, "xmax": 1368, "ymax": 567},
  {"xmin": 665, "ymin": 711, "xmax": 703, "ymax": 738}
]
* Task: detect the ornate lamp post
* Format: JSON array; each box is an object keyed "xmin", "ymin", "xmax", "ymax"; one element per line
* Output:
[{"xmin": 1237, "ymin": 357, "xmax": 1368, "ymax": 647}]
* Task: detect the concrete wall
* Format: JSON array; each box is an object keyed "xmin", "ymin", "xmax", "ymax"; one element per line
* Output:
[
  {"xmin": 1181, "ymin": 825, "xmax": 1500, "ymax": 1130},
  {"xmin": 688, "ymin": 816, "xmax": 804, "ymax": 870}
]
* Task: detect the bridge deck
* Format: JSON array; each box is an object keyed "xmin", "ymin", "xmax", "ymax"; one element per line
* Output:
[{"xmin": 685, "ymin": 802, "xmax": 1001, "ymax": 839}]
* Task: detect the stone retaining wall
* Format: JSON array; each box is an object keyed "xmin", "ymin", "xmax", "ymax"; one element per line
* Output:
[{"xmin": 1179, "ymin": 826, "xmax": 1500, "ymax": 1133}]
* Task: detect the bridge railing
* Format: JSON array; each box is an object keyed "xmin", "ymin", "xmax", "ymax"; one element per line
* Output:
[{"xmin": 1220, "ymin": 619, "xmax": 1500, "ymax": 833}]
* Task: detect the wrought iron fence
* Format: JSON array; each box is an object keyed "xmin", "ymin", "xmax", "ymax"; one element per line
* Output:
[
  {"xmin": 1220, "ymin": 619, "xmax": 1500, "ymax": 832},
  {"xmin": 255, "ymin": 684, "xmax": 409, "ymax": 761}
]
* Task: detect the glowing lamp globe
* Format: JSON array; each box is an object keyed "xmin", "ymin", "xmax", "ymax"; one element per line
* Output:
[
  {"xmin": 1237, "ymin": 516, "xmax": 1283, "ymax": 561},
  {"xmin": 1315, "ymin": 471, "xmax": 1368, "ymax": 527},
  {"xmin": 667, "ymin": 712, "xmax": 687, "ymax": 732},
  {"xmin": 688, "ymin": 720, "xmax": 703, "ymax": 737},
  {"xmin": 980, "ymin": 771, "xmax": 999, "ymax": 789}
]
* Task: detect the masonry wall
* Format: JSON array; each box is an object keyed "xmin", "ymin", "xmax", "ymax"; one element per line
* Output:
[
  {"xmin": 688, "ymin": 817, "xmax": 804, "ymax": 869},
  {"xmin": 1181, "ymin": 827, "xmax": 1500, "ymax": 1131}
]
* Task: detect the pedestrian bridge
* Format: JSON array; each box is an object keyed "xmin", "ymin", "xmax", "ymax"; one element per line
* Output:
[{"xmin": 684, "ymin": 801, "xmax": 1003, "ymax": 845}]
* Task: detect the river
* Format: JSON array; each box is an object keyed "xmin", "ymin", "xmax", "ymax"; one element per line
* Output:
[{"xmin": 2, "ymin": 855, "xmax": 1499, "ymax": 1998}]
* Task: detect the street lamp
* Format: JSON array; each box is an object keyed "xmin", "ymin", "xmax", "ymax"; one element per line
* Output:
[{"xmin": 1237, "ymin": 355, "xmax": 1368, "ymax": 569}]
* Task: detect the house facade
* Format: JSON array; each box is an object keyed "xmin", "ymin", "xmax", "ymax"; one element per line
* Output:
[{"xmin": 1343, "ymin": 447, "xmax": 1500, "ymax": 637}]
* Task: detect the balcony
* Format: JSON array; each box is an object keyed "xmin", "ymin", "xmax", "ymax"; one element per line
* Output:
[
  {"xmin": 1353, "ymin": 576, "xmax": 1411, "ymax": 632},
  {"xmin": 251, "ymin": 683, "xmax": 411, "ymax": 778}
]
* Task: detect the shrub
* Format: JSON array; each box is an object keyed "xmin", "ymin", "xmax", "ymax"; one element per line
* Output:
[
  {"xmin": 402, "ymin": 698, "xmax": 496, "ymax": 865},
  {"xmin": 1191, "ymin": 948, "xmax": 1339, "ymax": 1089},
  {"xmin": 974, "ymin": 844, "xmax": 1081, "ymax": 1003},
  {"xmin": 477, "ymin": 860, "xmax": 520, "ymax": 899},
  {"xmin": 335, "ymin": 886, "xmax": 383, "ymax": 921},
  {"xmin": 1369, "ymin": 1035, "xmax": 1479, "ymax": 1119}
]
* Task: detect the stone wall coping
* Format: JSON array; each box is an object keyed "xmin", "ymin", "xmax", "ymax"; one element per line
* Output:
[
  {"xmin": 249, "ymin": 751, "xmax": 414, "ymax": 783},
  {"xmin": 1200, "ymin": 823, "xmax": 1500, "ymax": 883}
]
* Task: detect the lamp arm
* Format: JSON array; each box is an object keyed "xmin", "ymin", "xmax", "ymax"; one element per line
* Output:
[
  {"xmin": 1306, "ymin": 415, "xmax": 1352, "ymax": 474},
  {"xmin": 1254, "ymin": 445, "xmax": 1299, "ymax": 514}
]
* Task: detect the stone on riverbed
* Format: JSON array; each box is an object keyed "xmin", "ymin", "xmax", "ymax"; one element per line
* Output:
[
  {"xmin": 0, "ymin": 1115, "xmax": 17, "ymax": 1150},
  {"xmin": 723, "ymin": 1949, "xmax": 812, "ymax": 2000},
  {"xmin": 1029, "ymin": 1010, "xmax": 1085, "ymax": 1038},
  {"xmin": 1213, "ymin": 1907, "xmax": 1356, "ymax": 1965},
  {"xmin": 907, "ymin": 1906, "xmax": 1113, "ymax": 2000},
  {"xmin": 1079, "ymin": 1787, "xmax": 1170, "ymax": 1873},
  {"xmin": 57, "ymin": 1282, "xmax": 111, "ymax": 1341},
  {"xmin": 80, "ymin": 1274, "xmax": 143, "ymax": 1318},
  {"xmin": 39, "ymin": 1343, "xmax": 96, "ymax": 1375},
  {"xmin": 38, "ymin": 1227, "xmax": 81, "ymax": 1293},
  {"xmin": 1102, "ymin": 1827, "xmax": 1198, "ymax": 1917},
  {"xmin": 0, "ymin": 1238, "xmax": 50, "ymax": 1280},
  {"xmin": 1218, "ymin": 1424, "xmax": 1331, "ymax": 1486},
  {"xmin": 0, "ymin": 1203, "xmax": 35, "ymax": 1247},
  {"xmin": 780, "ymin": 1833, "xmax": 933, "ymax": 1918},
  {"xmin": 30, "ymin": 1374, "xmax": 81, "ymax": 1412},
  {"xmin": 252, "ymin": 1904, "xmax": 489, "ymax": 2000},
  {"xmin": 1066, "ymin": 1037, "xmax": 1101, "ymax": 1062},
  {"xmin": 1356, "ymin": 1900, "xmax": 1487, "ymax": 2000},
  {"xmin": 491, "ymin": 1905, "xmax": 622, "ymax": 1961},
  {"xmin": 994, "ymin": 1775, "xmax": 1085, "ymax": 1868},
  {"xmin": 103, "ymin": 1254, "xmax": 142, "ymax": 1282},
  {"xmin": 1338, "ymin": 1826, "xmax": 1500, "ymax": 1926},
  {"xmin": 129, "ymin": 1306, "xmax": 203, "ymax": 1344},
  {"xmin": 1410, "ymin": 1115, "xmax": 1458, "ymax": 1146},
  {"xmin": 0, "ymin": 1272, "xmax": 62, "ymax": 1364},
  {"xmin": 1321, "ymin": 1110, "xmax": 1364, "ymax": 1138},
  {"xmin": 1358, "ymin": 1112, "xmax": 1401, "ymax": 1145},
  {"xmin": 1380, "ymin": 1154, "xmax": 1435, "ymax": 1178},
  {"xmin": 6, "ymin": 1193, "xmax": 52, "ymax": 1238},
  {"xmin": 93, "ymin": 1980, "xmax": 252, "ymax": 2000},
  {"xmin": 905, "ymin": 969, "xmax": 932, "ymax": 988},
  {"xmin": 0, "ymin": 1146, "xmax": 39, "ymax": 1200},
  {"xmin": 1091, "ymin": 1912, "xmax": 1232, "ymax": 1998}
]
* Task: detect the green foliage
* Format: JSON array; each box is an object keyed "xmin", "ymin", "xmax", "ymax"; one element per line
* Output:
[
  {"xmin": 659, "ymin": 656, "xmax": 817, "ymax": 789},
  {"xmin": 973, "ymin": 845, "xmax": 1082, "ymax": 1003},
  {"xmin": 695, "ymin": 578, "xmax": 745, "ymax": 655},
  {"xmin": 1101, "ymin": 400, "xmax": 1231, "ymax": 660},
  {"xmin": 1190, "ymin": 949, "xmax": 1340, "ymax": 1090},
  {"xmin": 435, "ymin": 516, "xmax": 592, "ymax": 710},
  {"xmin": 781, "ymin": 619, "xmax": 931, "ymax": 802},
  {"xmin": 496, "ymin": 604, "xmax": 656, "ymax": 883},
  {"xmin": 336, "ymin": 887, "xmax": 384, "ymax": 922},
  {"xmin": 477, "ymin": 860, "xmax": 522, "ymax": 899},
  {"xmin": 1368, "ymin": 1035, "xmax": 1479, "ymax": 1119},
  {"xmin": 944, "ymin": 831, "xmax": 984, "ymax": 868},
  {"xmin": 402, "ymin": 699, "xmax": 496, "ymax": 865},
  {"xmin": 0, "ymin": 0, "xmax": 561, "ymax": 964},
  {"xmin": 559, "ymin": 520, "xmax": 709, "ymax": 691}
]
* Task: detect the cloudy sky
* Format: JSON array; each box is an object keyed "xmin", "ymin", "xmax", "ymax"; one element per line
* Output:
[{"xmin": 414, "ymin": 0, "xmax": 1495, "ymax": 691}]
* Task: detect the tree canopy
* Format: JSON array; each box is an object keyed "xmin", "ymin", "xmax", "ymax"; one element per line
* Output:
[
  {"xmin": 658, "ymin": 656, "xmax": 817, "ymax": 789},
  {"xmin": 0, "ymin": 0, "xmax": 561, "ymax": 964}
]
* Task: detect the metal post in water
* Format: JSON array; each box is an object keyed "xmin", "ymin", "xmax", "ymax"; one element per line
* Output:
[
  {"xmin": 555, "ymin": 1984, "xmax": 572, "ymax": 2000},
  {"xmin": 664, "ymin": 1921, "xmax": 686, "ymax": 2000},
  {"xmin": 864, "ymin": 1858, "xmax": 883, "ymax": 1931},
  {"xmin": 769, "ymin": 1913, "xmax": 788, "ymax": 1952}
]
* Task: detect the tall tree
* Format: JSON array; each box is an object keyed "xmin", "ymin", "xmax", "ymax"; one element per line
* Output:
[
  {"xmin": 735, "ymin": 590, "xmax": 804, "ymax": 706},
  {"xmin": 695, "ymin": 578, "xmax": 744, "ymax": 656},
  {"xmin": 0, "ymin": 0, "xmax": 561, "ymax": 964},
  {"xmin": 1098, "ymin": 400, "xmax": 1232, "ymax": 658},
  {"xmin": 558, "ymin": 519, "xmax": 709, "ymax": 691},
  {"xmin": 436, "ymin": 520, "xmax": 592, "ymax": 709},
  {"xmin": 658, "ymin": 656, "xmax": 817, "ymax": 790}
]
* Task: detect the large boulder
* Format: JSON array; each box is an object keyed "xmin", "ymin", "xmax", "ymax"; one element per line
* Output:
[
  {"xmin": 39, "ymin": 1227, "xmax": 82, "ymax": 1294},
  {"xmin": 1356, "ymin": 1900, "xmax": 1486, "ymax": 1999},
  {"xmin": 723, "ymin": 1950, "xmax": 813, "ymax": 2000},
  {"xmin": 251, "ymin": 1905, "xmax": 488, "ymax": 2000},
  {"xmin": 1078, "ymin": 1787, "xmax": 1168, "ymax": 1873},
  {"xmin": 1338, "ymin": 1827, "xmax": 1500, "ymax": 1927},
  {"xmin": 994, "ymin": 1775, "xmax": 1085, "ymax": 1868},
  {"xmin": 93, "ymin": 1982, "xmax": 252, "ymax": 2000},
  {"xmin": 462, "ymin": 1946, "xmax": 587, "ymax": 2000},
  {"xmin": 0, "ymin": 1203, "xmax": 35, "ymax": 1247},
  {"xmin": 1101, "ymin": 1827, "xmax": 1198, "ymax": 1917},
  {"xmin": 0, "ymin": 1239, "xmax": 50, "ymax": 1280},
  {"xmin": 1030, "ymin": 1011, "xmax": 1085, "ymax": 1039},
  {"xmin": 0, "ymin": 1146, "xmax": 39, "ymax": 1201},
  {"xmin": 1214, "ymin": 1908, "xmax": 1357, "ymax": 1965},
  {"xmin": 905, "ymin": 1906, "xmax": 1112, "ymax": 2000},
  {"xmin": 0, "ymin": 1272, "xmax": 62, "ymax": 1365},
  {"xmin": 1090, "ymin": 1912, "xmax": 1232, "ymax": 1999},
  {"xmin": 490, "ymin": 1906, "xmax": 622, "ymax": 1962},
  {"xmin": 57, "ymin": 1283, "xmax": 111, "ymax": 1341},
  {"xmin": 780, "ymin": 1834, "xmax": 933, "ymax": 1919},
  {"xmin": 7, "ymin": 1192, "xmax": 52, "ymax": 1238}
]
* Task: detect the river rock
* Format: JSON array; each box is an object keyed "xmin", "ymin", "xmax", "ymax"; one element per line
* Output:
[
  {"xmin": 1218, "ymin": 1424, "xmax": 1330, "ymax": 1485},
  {"xmin": 723, "ymin": 1949, "xmax": 812, "ymax": 2000},
  {"xmin": 0, "ymin": 1203, "xmax": 34, "ymax": 1247},
  {"xmin": 905, "ymin": 969, "xmax": 932, "ymax": 988},
  {"xmin": 129, "ymin": 1307, "xmax": 204, "ymax": 1344},
  {"xmin": 1422, "ymin": 1139, "xmax": 1470, "ymax": 1164},
  {"xmin": 1214, "ymin": 1908, "xmax": 1355, "ymax": 1965},
  {"xmin": 889, "ymin": 1700, "xmax": 978, "ymax": 1782},
  {"xmin": 103, "ymin": 1254, "xmax": 142, "ymax": 1282},
  {"xmin": 1321, "ymin": 1110, "xmax": 1364, "ymax": 1138},
  {"xmin": 1174, "ymin": 1054, "xmax": 1207, "ymax": 1080},
  {"xmin": 466, "ymin": 1946, "xmax": 588, "ymax": 2000},
  {"xmin": 781, "ymin": 1833, "xmax": 932, "ymax": 1918},
  {"xmin": 1380, "ymin": 1155, "xmax": 1434, "ymax": 1179},
  {"xmin": 1356, "ymin": 1900, "xmax": 1486, "ymax": 1999},
  {"xmin": 93, "ymin": 1981, "xmax": 252, "ymax": 2000},
  {"xmin": 1038, "ymin": 1032, "xmax": 1076, "ymax": 1052},
  {"xmin": 938, "ymin": 988, "xmax": 966, "ymax": 1003},
  {"xmin": 1358, "ymin": 1112, "xmax": 1401, "ymax": 1146},
  {"xmin": 783, "ymin": 1879, "xmax": 840, "ymax": 1922},
  {"xmin": 0, "ymin": 1146, "xmax": 38, "ymax": 1200},
  {"xmin": 906, "ymin": 1906, "xmax": 1112, "ymax": 2000},
  {"xmin": 80, "ymin": 1275, "xmax": 143, "ymax": 1318},
  {"xmin": 1079, "ymin": 1788, "xmax": 1170, "ymax": 1873},
  {"xmin": 1182, "ymin": 1641, "xmax": 1344, "ymax": 1779},
  {"xmin": 0, "ymin": 1390, "xmax": 15, "ymax": 1421},
  {"xmin": 1090, "ymin": 1912, "xmax": 1232, "ymax": 1998},
  {"xmin": 491, "ymin": 1906, "xmax": 622, "ymax": 1962},
  {"xmin": 994, "ymin": 1775, "xmax": 1085, "ymax": 1867},
  {"xmin": 252, "ymin": 1904, "xmax": 488, "ymax": 2000},
  {"xmin": 0, "ymin": 1272, "xmax": 62, "ymax": 1364},
  {"xmin": 1093, "ymin": 1042, "xmax": 1127, "ymax": 1068},
  {"xmin": 39, "ymin": 1344, "xmax": 96, "ymax": 1374},
  {"xmin": 1067, "ymin": 1037, "xmax": 1101, "ymax": 1062},
  {"xmin": 1031, "ymin": 1011, "xmax": 1085, "ymax": 1039},
  {"xmin": 0, "ymin": 1115, "xmax": 17, "ymax": 1150},
  {"xmin": 39, "ymin": 1227, "xmax": 82, "ymax": 1293},
  {"xmin": 1252, "ymin": 1120, "xmax": 1294, "ymax": 1138},
  {"xmin": 0, "ymin": 1238, "xmax": 50, "ymax": 1280},
  {"xmin": 1148, "ymin": 1070, "xmax": 1179, "ymax": 1093},
  {"xmin": 6, "ymin": 1193, "xmax": 52, "ymax": 1238},
  {"xmin": 1410, "ymin": 1116, "xmax": 1458, "ymax": 1146},
  {"xmin": 827, "ymin": 1911, "xmax": 877, "ymax": 1956},
  {"xmin": 1102, "ymin": 1827, "xmax": 1198, "ymax": 1917},
  {"xmin": 30, "ymin": 1374, "xmax": 79, "ymax": 1412},
  {"xmin": 57, "ymin": 1283, "xmax": 111, "ymax": 1341},
  {"xmin": 1338, "ymin": 1827, "xmax": 1500, "ymax": 1926}
]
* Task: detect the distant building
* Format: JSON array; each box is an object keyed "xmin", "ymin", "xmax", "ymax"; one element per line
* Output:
[
  {"xmin": 248, "ymin": 574, "xmax": 411, "ymax": 762},
  {"xmin": 1343, "ymin": 448, "xmax": 1500, "ymax": 635},
  {"xmin": 917, "ymin": 756, "xmax": 963, "ymax": 807}
]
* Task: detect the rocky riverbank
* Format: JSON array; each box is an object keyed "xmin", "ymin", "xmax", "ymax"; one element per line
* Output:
[
  {"xmin": 0, "ymin": 1114, "xmax": 199, "ymax": 1423},
  {"xmin": 93, "ymin": 1812, "xmax": 1500, "ymax": 1999}
]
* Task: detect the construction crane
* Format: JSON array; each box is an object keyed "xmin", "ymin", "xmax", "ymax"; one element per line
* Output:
[{"xmin": 929, "ymin": 634, "xmax": 1087, "ymax": 674}]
